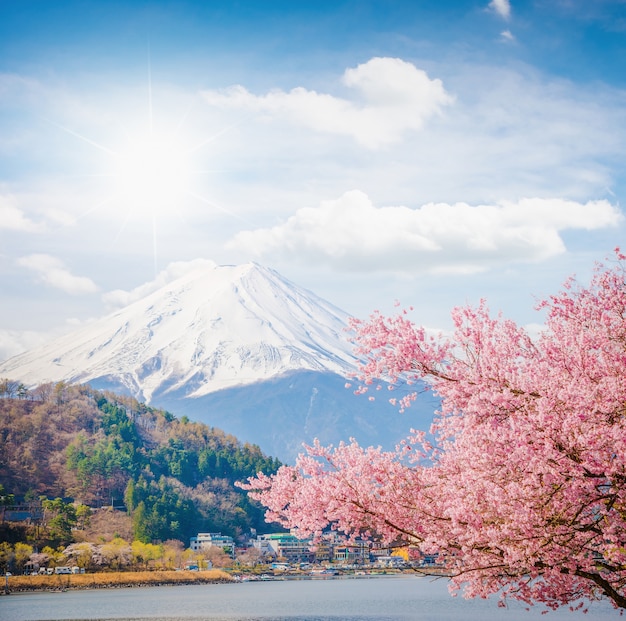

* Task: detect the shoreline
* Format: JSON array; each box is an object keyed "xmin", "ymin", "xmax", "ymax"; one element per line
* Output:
[
  {"xmin": 2, "ymin": 569, "xmax": 234, "ymax": 594},
  {"xmin": 2, "ymin": 567, "xmax": 447, "ymax": 595}
]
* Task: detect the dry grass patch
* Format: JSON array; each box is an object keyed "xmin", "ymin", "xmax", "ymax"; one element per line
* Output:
[{"xmin": 5, "ymin": 570, "xmax": 233, "ymax": 592}]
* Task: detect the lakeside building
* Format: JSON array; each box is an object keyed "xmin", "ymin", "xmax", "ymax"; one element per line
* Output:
[
  {"xmin": 312, "ymin": 538, "xmax": 333, "ymax": 563},
  {"xmin": 252, "ymin": 533, "xmax": 315, "ymax": 563},
  {"xmin": 332, "ymin": 540, "xmax": 369, "ymax": 564},
  {"xmin": 189, "ymin": 533, "xmax": 235, "ymax": 557},
  {"xmin": 239, "ymin": 530, "xmax": 429, "ymax": 567}
]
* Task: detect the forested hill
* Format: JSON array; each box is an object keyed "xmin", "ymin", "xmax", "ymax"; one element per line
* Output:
[{"xmin": 0, "ymin": 380, "xmax": 282, "ymax": 544}]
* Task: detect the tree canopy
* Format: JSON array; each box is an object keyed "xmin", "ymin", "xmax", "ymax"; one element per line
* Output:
[
  {"xmin": 241, "ymin": 253, "xmax": 626, "ymax": 612},
  {"xmin": 0, "ymin": 383, "xmax": 281, "ymax": 545}
]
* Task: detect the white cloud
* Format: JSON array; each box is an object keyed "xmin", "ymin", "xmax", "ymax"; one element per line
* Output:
[
  {"xmin": 0, "ymin": 194, "xmax": 43, "ymax": 232},
  {"xmin": 191, "ymin": 59, "xmax": 625, "ymax": 215},
  {"xmin": 500, "ymin": 29, "xmax": 515, "ymax": 42},
  {"xmin": 488, "ymin": 0, "xmax": 511, "ymax": 20},
  {"xmin": 201, "ymin": 57, "xmax": 453, "ymax": 149},
  {"xmin": 228, "ymin": 191, "xmax": 623, "ymax": 274},
  {"xmin": 102, "ymin": 258, "xmax": 217, "ymax": 309},
  {"xmin": 17, "ymin": 254, "xmax": 99, "ymax": 295}
]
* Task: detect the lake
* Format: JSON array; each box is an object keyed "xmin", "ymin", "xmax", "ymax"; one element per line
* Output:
[{"xmin": 0, "ymin": 575, "xmax": 621, "ymax": 620}]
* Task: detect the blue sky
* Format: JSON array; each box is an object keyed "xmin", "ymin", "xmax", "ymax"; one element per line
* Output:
[{"xmin": 1, "ymin": 0, "xmax": 625, "ymax": 361}]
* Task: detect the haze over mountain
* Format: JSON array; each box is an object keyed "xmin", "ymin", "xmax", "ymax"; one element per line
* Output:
[{"xmin": 0, "ymin": 262, "xmax": 435, "ymax": 462}]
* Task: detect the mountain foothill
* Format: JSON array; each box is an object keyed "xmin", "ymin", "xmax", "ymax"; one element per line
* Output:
[{"xmin": 0, "ymin": 380, "xmax": 281, "ymax": 547}]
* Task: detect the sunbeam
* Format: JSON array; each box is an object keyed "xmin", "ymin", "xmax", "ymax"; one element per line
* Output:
[{"xmin": 46, "ymin": 81, "xmax": 247, "ymax": 276}]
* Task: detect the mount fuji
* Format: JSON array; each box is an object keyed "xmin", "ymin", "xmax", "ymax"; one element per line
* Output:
[{"xmin": 0, "ymin": 262, "xmax": 436, "ymax": 462}]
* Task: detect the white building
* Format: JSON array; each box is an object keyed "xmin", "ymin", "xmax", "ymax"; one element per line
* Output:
[{"xmin": 190, "ymin": 533, "xmax": 235, "ymax": 555}]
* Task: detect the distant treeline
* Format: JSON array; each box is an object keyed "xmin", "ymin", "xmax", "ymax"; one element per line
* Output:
[{"xmin": 0, "ymin": 380, "xmax": 281, "ymax": 546}]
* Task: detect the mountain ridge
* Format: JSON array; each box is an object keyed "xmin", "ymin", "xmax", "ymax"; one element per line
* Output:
[{"xmin": 0, "ymin": 262, "xmax": 358, "ymax": 402}]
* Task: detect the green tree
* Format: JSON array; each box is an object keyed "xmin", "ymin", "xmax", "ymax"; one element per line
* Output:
[
  {"xmin": 16, "ymin": 383, "xmax": 28, "ymax": 400},
  {"xmin": 132, "ymin": 501, "xmax": 150, "ymax": 543},
  {"xmin": 128, "ymin": 476, "xmax": 199, "ymax": 543},
  {"xmin": 41, "ymin": 497, "xmax": 78, "ymax": 545},
  {"xmin": 124, "ymin": 478, "xmax": 136, "ymax": 512},
  {"xmin": 75, "ymin": 504, "xmax": 92, "ymax": 530}
]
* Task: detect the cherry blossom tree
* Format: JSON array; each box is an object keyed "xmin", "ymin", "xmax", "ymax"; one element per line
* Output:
[{"xmin": 240, "ymin": 253, "xmax": 626, "ymax": 612}]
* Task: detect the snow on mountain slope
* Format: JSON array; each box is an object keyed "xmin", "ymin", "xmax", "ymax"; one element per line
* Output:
[{"xmin": 0, "ymin": 263, "xmax": 358, "ymax": 403}]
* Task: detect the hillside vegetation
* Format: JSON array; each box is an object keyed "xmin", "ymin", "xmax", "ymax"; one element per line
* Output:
[{"xmin": 0, "ymin": 380, "xmax": 281, "ymax": 545}]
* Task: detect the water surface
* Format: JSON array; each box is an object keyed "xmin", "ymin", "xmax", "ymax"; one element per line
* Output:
[{"xmin": 0, "ymin": 575, "xmax": 620, "ymax": 620}]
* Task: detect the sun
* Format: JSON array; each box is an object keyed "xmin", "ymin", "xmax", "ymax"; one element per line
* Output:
[
  {"xmin": 51, "ymin": 115, "xmax": 208, "ymax": 276},
  {"xmin": 50, "ymin": 66, "xmax": 246, "ymax": 276},
  {"xmin": 113, "ymin": 129, "xmax": 193, "ymax": 217}
]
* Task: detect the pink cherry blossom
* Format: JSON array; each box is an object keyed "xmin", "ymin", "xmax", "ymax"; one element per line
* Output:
[{"xmin": 240, "ymin": 252, "xmax": 626, "ymax": 612}]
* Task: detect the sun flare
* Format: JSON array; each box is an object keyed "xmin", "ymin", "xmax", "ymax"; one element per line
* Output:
[
  {"xmin": 51, "ymin": 76, "xmax": 239, "ymax": 277},
  {"xmin": 113, "ymin": 130, "xmax": 193, "ymax": 217}
]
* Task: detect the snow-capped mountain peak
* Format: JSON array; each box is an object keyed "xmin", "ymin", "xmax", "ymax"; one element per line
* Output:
[{"xmin": 0, "ymin": 262, "xmax": 357, "ymax": 403}]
